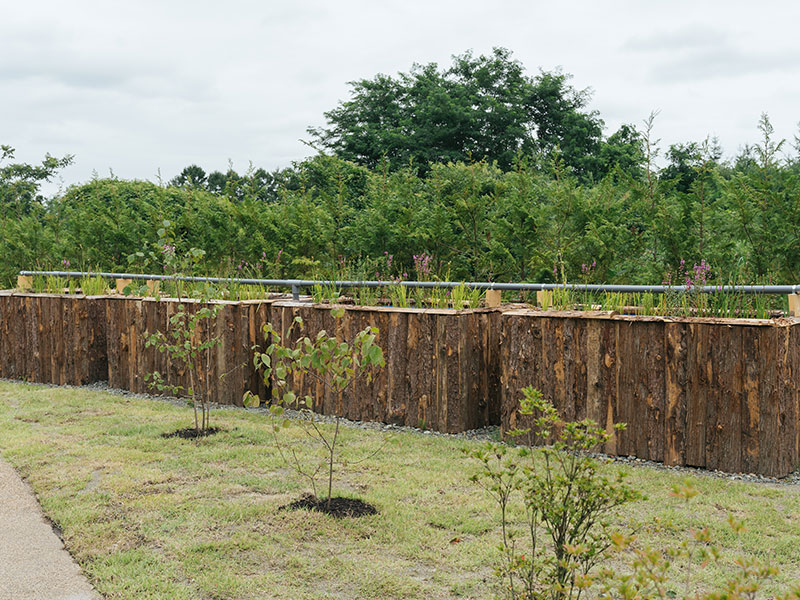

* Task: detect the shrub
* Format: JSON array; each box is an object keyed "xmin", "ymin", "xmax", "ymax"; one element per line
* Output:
[{"xmin": 467, "ymin": 386, "xmax": 640, "ymax": 600}]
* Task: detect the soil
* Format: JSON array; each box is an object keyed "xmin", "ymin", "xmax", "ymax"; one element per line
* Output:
[
  {"xmin": 161, "ymin": 426, "xmax": 222, "ymax": 439},
  {"xmin": 280, "ymin": 493, "xmax": 378, "ymax": 518}
]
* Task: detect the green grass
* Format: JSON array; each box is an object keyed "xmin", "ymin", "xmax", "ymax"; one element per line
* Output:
[{"xmin": 0, "ymin": 381, "xmax": 798, "ymax": 599}]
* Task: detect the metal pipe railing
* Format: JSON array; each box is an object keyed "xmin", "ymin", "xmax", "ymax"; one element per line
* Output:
[{"xmin": 19, "ymin": 270, "xmax": 800, "ymax": 302}]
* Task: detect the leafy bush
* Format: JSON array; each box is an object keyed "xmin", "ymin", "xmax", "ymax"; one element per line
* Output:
[
  {"xmin": 467, "ymin": 387, "xmax": 641, "ymax": 600},
  {"xmin": 471, "ymin": 387, "xmax": 800, "ymax": 600}
]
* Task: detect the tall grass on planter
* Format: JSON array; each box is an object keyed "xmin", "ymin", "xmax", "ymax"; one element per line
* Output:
[
  {"xmin": 45, "ymin": 275, "xmax": 67, "ymax": 294},
  {"xmin": 312, "ymin": 281, "xmax": 341, "ymax": 304},
  {"xmin": 449, "ymin": 282, "xmax": 484, "ymax": 309}
]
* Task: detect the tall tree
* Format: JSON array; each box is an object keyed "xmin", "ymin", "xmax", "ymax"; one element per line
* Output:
[
  {"xmin": 309, "ymin": 48, "xmax": 606, "ymax": 178},
  {"xmin": 0, "ymin": 145, "xmax": 73, "ymax": 215}
]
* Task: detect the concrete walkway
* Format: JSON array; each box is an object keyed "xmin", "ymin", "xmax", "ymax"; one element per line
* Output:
[{"xmin": 0, "ymin": 459, "xmax": 100, "ymax": 600}]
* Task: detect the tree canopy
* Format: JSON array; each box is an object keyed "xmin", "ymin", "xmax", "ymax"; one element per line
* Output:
[{"xmin": 308, "ymin": 48, "xmax": 637, "ymax": 181}]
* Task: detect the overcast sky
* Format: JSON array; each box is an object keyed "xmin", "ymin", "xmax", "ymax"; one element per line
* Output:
[{"xmin": 3, "ymin": 0, "xmax": 800, "ymax": 192}]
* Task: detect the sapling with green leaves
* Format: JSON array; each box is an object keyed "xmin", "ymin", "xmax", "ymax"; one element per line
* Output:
[
  {"xmin": 145, "ymin": 302, "xmax": 221, "ymax": 436},
  {"xmin": 249, "ymin": 307, "xmax": 385, "ymax": 509},
  {"xmin": 142, "ymin": 234, "xmax": 221, "ymax": 436},
  {"xmin": 467, "ymin": 386, "xmax": 641, "ymax": 600}
]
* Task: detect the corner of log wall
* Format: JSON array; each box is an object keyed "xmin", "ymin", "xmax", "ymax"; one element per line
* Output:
[{"xmin": 0, "ymin": 291, "xmax": 108, "ymax": 386}]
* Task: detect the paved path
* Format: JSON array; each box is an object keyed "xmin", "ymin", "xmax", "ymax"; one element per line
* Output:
[{"xmin": 0, "ymin": 459, "xmax": 100, "ymax": 600}]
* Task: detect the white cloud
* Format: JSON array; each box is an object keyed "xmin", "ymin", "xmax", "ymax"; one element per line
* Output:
[{"xmin": 2, "ymin": 0, "xmax": 800, "ymax": 192}]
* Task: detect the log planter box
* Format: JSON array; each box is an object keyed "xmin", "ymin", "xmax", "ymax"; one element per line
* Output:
[
  {"xmin": 106, "ymin": 297, "xmax": 502, "ymax": 433},
  {"xmin": 0, "ymin": 292, "xmax": 500, "ymax": 434},
  {"xmin": 3, "ymin": 290, "xmax": 800, "ymax": 476},
  {"xmin": 0, "ymin": 291, "xmax": 107, "ymax": 385},
  {"xmin": 499, "ymin": 309, "xmax": 800, "ymax": 478},
  {"xmin": 269, "ymin": 301, "xmax": 501, "ymax": 433}
]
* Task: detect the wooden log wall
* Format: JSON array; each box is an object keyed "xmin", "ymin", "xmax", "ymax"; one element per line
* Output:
[
  {"xmin": 0, "ymin": 292, "xmax": 107, "ymax": 385},
  {"xmin": 269, "ymin": 302, "xmax": 501, "ymax": 433},
  {"xmin": 104, "ymin": 297, "xmax": 271, "ymax": 406},
  {"xmin": 499, "ymin": 309, "xmax": 800, "ymax": 478},
  {"xmin": 2, "ymin": 291, "xmax": 798, "ymax": 476}
]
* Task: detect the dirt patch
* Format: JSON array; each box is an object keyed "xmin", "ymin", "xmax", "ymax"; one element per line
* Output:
[
  {"xmin": 280, "ymin": 493, "xmax": 378, "ymax": 518},
  {"xmin": 161, "ymin": 426, "xmax": 223, "ymax": 439}
]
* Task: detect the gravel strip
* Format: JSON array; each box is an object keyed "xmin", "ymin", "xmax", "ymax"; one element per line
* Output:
[{"xmin": 5, "ymin": 378, "xmax": 800, "ymax": 487}]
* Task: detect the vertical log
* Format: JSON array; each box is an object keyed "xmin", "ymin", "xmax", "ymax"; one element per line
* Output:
[
  {"xmin": 134, "ymin": 300, "xmax": 147, "ymax": 393},
  {"xmin": 384, "ymin": 309, "xmax": 409, "ymax": 425},
  {"xmin": 564, "ymin": 318, "xmax": 590, "ymax": 421},
  {"xmin": 615, "ymin": 321, "xmax": 635, "ymax": 457},
  {"xmin": 464, "ymin": 312, "xmax": 483, "ymax": 429},
  {"xmin": 105, "ymin": 298, "xmax": 118, "ymax": 388},
  {"xmin": 643, "ymin": 322, "xmax": 666, "ymax": 463},
  {"xmin": 444, "ymin": 311, "xmax": 465, "ymax": 433},
  {"xmin": 582, "ymin": 318, "xmax": 616, "ymax": 452},
  {"xmin": 791, "ymin": 323, "xmax": 800, "ymax": 473},
  {"xmin": 88, "ymin": 297, "xmax": 108, "ymax": 383},
  {"xmin": 602, "ymin": 319, "xmax": 619, "ymax": 455},
  {"xmin": 685, "ymin": 323, "xmax": 708, "ymax": 467},
  {"xmin": 74, "ymin": 298, "xmax": 90, "ymax": 384},
  {"xmin": 407, "ymin": 309, "xmax": 435, "ymax": 431},
  {"xmin": 758, "ymin": 327, "xmax": 780, "ymax": 477},
  {"xmin": 367, "ymin": 308, "xmax": 388, "ymax": 423},
  {"xmin": 51, "ymin": 295, "xmax": 65, "ymax": 386},
  {"xmin": 62, "ymin": 297, "xmax": 75, "ymax": 384},
  {"xmin": 664, "ymin": 321, "xmax": 688, "ymax": 466},
  {"xmin": 25, "ymin": 296, "xmax": 41, "ymax": 383},
  {"xmin": 15, "ymin": 295, "xmax": 28, "ymax": 381},
  {"xmin": 707, "ymin": 325, "xmax": 743, "ymax": 473},
  {"xmin": 741, "ymin": 326, "xmax": 760, "ymax": 474},
  {"xmin": 0, "ymin": 295, "xmax": 8, "ymax": 379},
  {"xmin": 540, "ymin": 317, "xmax": 564, "ymax": 444},
  {"xmin": 777, "ymin": 326, "xmax": 797, "ymax": 476},
  {"xmin": 484, "ymin": 310, "xmax": 502, "ymax": 426},
  {"xmin": 790, "ymin": 323, "xmax": 800, "ymax": 473}
]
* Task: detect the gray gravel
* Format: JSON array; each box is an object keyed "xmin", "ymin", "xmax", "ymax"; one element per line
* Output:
[{"xmin": 5, "ymin": 378, "xmax": 800, "ymax": 487}]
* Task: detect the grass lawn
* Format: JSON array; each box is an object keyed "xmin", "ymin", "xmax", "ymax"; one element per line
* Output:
[{"xmin": 0, "ymin": 380, "xmax": 799, "ymax": 599}]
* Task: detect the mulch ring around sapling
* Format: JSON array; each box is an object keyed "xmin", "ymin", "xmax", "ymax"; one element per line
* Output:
[
  {"xmin": 161, "ymin": 426, "xmax": 224, "ymax": 440},
  {"xmin": 280, "ymin": 493, "xmax": 378, "ymax": 518}
]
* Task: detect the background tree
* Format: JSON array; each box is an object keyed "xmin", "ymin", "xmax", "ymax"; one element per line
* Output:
[
  {"xmin": 0, "ymin": 145, "xmax": 72, "ymax": 284},
  {"xmin": 309, "ymin": 48, "xmax": 609, "ymax": 179}
]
